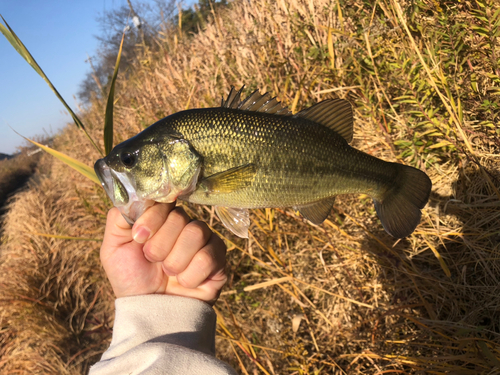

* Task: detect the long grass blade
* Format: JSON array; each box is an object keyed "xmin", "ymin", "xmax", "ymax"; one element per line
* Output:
[
  {"xmin": 15, "ymin": 133, "xmax": 100, "ymax": 185},
  {"xmin": 104, "ymin": 33, "xmax": 125, "ymax": 155},
  {"xmin": 423, "ymin": 236, "xmax": 451, "ymax": 277},
  {"xmin": 32, "ymin": 232, "xmax": 101, "ymax": 242},
  {"xmin": 0, "ymin": 15, "xmax": 103, "ymax": 156}
]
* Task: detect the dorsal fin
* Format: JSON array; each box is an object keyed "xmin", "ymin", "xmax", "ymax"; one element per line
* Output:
[
  {"xmin": 221, "ymin": 86, "xmax": 292, "ymax": 115},
  {"xmin": 294, "ymin": 99, "xmax": 353, "ymax": 143},
  {"xmin": 221, "ymin": 86, "xmax": 244, "ymax": 109}
]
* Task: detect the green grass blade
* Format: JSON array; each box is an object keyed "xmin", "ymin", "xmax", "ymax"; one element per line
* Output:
[
  {"xmin": 104, "ymin": 33, "xmax": 125, "ymax": 155},
  {"xmin": 32, "ymin": 232, "xmax": 101, "ymax": 242},
  {"xmin": 15, "ymin": 133, "xmax": 100, "ymax": 185},
  {"xmin": 0, "ymin": 15, "xmax": 103, "ymax": 157}
]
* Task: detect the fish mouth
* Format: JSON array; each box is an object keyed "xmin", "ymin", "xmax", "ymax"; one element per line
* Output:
[
  {"xmin": 94, "ymin": 159, "xmax": 124, "ymax": 203},
  {"xmin": 94, "ymin": 159, "xmax": 154, "ymax": 225}
]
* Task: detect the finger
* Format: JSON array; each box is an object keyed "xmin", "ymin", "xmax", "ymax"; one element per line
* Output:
[
  {"xmin": 196, "ymin": 268, "xmax": 228, "ymax": 305},
  {"xmin": 101, "ymin": 207, "xmax": 133, "ymax": 251},
  {"xmin": 100, "ymin": 208, "xmax": 153, "ymax": 279},
  {"xmin": 131, "ymin": 202, "xmax": 176, "ymax": 244},
  {"xmin": 175, "ymin": 232, "xmax": 227, "ymax": 289},
  {"xmin": 167, "ymin": 268, "xmax": 228, "ymax": 305},
  {"xmin": 162, "ymin": 220, "xmax": 212, "ymax": 276},
  {"xmin": 142, "ymin": 207, "xmax": 190, "ymax": 262}
]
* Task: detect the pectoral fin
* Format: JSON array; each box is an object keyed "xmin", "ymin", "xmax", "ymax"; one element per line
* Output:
[
  {"xmin": 200, "ymin": 164, "xmax": 257, "ymax": 194},
  {"xmin": 215, "ymin": 206, "xmax": 250, "ymax": 238},
  {"xmin": 294, "ymin": 197, "xmax": 335, "ymax": 225}
]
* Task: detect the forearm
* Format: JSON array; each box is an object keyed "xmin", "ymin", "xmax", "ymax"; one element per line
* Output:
[{"xmin": 89, "ymin": 295, "xmax": 236, "ymax": 375}]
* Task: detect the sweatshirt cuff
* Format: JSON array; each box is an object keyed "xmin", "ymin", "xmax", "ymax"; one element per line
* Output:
[{"xmin": 101, "ymin": 294, "xmax": 217, "ymax": 360}]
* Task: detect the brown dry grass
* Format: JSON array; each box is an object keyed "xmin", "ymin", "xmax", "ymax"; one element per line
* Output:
[
  {"xmin": 0, "ymin": 150, "xmax": 113, "ymax": 373},
  {"xmin": 0, "ymin": 147, "xmax": 42, "ymax": 216},
  {"xmin": 1, "ymin": 0, "xmax": 500, "ymax": 373}
]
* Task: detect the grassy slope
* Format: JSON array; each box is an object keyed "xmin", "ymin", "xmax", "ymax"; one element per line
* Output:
[
  {"xmin": 0, "ymin": 148, "xmax": 44, "ymax": 214},
  {"xmin": 1, "ymin": 0, "xmax": 500, "ymax": 373}
]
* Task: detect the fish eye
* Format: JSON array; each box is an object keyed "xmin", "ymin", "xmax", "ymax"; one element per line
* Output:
[{"xmin": 120, "ymin": 151, "xmax": 136, "ymax": 168}]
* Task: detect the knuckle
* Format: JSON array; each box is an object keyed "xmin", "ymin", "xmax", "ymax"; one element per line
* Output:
[
  {"xmin": 212, "ymin": 234, "xmax": 227, "ymax": 254},
  {"xmin": 219, "ymin": 272, "xmax": 228, "ymax": 285},
  {"xmin": 182, "ymin": 221, "xmax": 211, "ymax": 244},
  {"xmin": 163, "ymin": 258, "xmax": 184, "ymax": 274},
  {"xmin": 203, "ymin": 235, "xmax": 227, "ymax": 266},
  {"xmin": 167, "ymin": 207, "xmax": 190, "ymax": 227},
  {"xmin": 176, "ymin": 273, "xmax": 197, "ymax": 289},
  {"xmin": 143, "ymin": 242, "xmax": 162, "ymax": 262},
  {"xmin": 190, "ymin": 251, "xmax": 215, "ymax": 275},
  {"xmin": 197, "ymin": 249, "xmax": 225, "ymax": 277}
]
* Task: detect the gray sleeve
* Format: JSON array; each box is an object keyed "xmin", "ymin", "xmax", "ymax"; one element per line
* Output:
[{"xmin": 89, "ymin": 295, "xmax": 237, "ymax": 375}]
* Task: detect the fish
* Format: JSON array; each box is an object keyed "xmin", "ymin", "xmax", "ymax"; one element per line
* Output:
[{"xmin": 94, "ymin": 86, "xmax": 432, "ymax": 239}]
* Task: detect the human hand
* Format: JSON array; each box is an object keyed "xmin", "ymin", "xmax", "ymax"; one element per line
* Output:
[{"xmin": 100, "ymin": 203, "xmax": 227, "ymax": 305}]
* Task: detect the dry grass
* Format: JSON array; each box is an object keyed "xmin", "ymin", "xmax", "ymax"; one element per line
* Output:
[
  {"xmin": 0, "ymin": 146, "xmax": 43, "ymax": 216},
  {"xmin": 0, "ymin": 149, "xmax": 113, "ymax": 373},
  {"xmin": 1, "ymin": 0, "xmax": 500, "ymax": 373}
]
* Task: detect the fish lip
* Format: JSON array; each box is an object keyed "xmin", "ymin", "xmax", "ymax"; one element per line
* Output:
[
  {"xmin": 94, "ymin": 158, "xmax": 134, "ymax": 223},
  {"xmin": 94, "ymin": 158, "xmax": 153, "ymax": 225},
  {"xmin": 94, "ymin": 159, "xmax": 117, "ymax": 204}
]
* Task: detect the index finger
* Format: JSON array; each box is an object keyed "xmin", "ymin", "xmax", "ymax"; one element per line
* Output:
[{"xmin": 131, "ymin": 202, "xmax": 177, "ymax": 244}]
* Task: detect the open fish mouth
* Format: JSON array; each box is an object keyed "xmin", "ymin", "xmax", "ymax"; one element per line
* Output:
[{"xmin": 94, "ymin": 159, "xmax": 154, "ymax": 225}]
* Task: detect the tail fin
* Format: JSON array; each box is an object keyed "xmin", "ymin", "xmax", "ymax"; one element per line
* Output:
[{"xmin": 374, "ymin": 164, "xmax": 432, "ymax": 238}]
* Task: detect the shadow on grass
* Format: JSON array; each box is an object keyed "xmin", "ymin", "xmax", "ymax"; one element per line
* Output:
[
  {"xmin": 358, "ymin": 165, "xmax": 500, "ymax": 372},
  {"xmin": 0, "ymin": 151, "xmax": 42, "ymax": 217}
]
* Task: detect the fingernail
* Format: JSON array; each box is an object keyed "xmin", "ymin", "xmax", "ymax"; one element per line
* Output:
[{"xmin": 133, "ymin": 227, "xmax": 150, "ymax": 244}]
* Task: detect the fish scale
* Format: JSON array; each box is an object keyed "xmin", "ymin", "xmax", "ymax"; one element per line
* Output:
[
  {"xmin": 94, "ymin": 86, "xmax": 432, "ymax": 238},
  {"xmin": 149, "ymin": 108, "xmax": 391, "ymax": 208}
]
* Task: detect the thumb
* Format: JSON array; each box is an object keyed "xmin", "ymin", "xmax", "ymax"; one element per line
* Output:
[{"xmin": 102, "ymin": 207, "xmax": 133, "ymax": 251}]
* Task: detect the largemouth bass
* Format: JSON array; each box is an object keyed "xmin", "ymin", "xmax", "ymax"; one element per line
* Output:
[{"xmin": 94, "ymin": 86, "xmax": 432, "ymax": 238}]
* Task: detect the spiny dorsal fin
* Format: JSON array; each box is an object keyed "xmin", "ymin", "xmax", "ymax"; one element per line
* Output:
[
  {"xmin": 221, "ymin": 86, "xmax": 244, "ymax": 109},
  {"xmin": 294, "ymin": 197, "xmax": 335, "ymax": 225},
  {"xmin": 221, "ymin": 86, "xmax": 292, "ymax": 115},
  {"xmin": 294, "ymin": 99, "xmax": 353, "ymax": 143}
]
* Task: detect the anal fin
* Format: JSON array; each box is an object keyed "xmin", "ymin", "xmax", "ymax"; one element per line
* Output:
[
  {"xmin": 294, "ymin": 197, "xmax": 335, "ymax": 225},
  {"xmin": 215, "ymin": 206, "xmax": 250, "ymax": 238}
]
